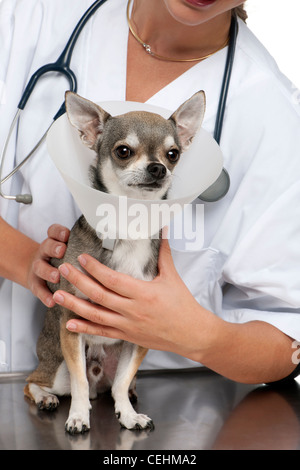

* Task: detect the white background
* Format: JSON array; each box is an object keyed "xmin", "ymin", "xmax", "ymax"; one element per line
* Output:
[{"xmin": 246, "ymin": 0, "xmax": 300, "ymax": 88}]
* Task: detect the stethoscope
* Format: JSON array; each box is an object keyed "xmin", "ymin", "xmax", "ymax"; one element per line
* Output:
[{"xmin": 0, "ymin": 0, "xmax": 238, "ymax": 205}]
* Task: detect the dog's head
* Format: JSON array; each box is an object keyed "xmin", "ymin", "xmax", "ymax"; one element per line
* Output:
[{"xmin": 65, "ymin": 91, "xmax": 205, "ymax": 200}]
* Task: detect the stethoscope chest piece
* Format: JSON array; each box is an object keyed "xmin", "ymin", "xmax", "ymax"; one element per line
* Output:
[{"xmin": 198, "ymin": 167, "xmax": 230, "ymax": 202}]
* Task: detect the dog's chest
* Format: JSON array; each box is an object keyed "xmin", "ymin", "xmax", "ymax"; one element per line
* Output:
[
  {"xmin": 107, "ymin": 239, "xmax": 156, "ymax": 281},
  {"xmin": 83, "ymin": 238, "xmax": 158, "ymax": 349}
]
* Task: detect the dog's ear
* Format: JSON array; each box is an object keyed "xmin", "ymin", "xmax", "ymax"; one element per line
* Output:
[
  {"xmin": 170, "ymin": 91, "xmax": 206, "ymax": 152},
  {"xmin": 65, "ymin": 91, "xmax": 111, "ymax": 150}
]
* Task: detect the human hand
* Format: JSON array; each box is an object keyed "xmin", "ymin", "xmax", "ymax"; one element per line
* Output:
[
  {"xmin": 27, "ymin": 224, "xmax": 70, "ymax": 307},
  {"xmin": 52, "ymin": 237, "xmax": 215, "ymax": 361}
]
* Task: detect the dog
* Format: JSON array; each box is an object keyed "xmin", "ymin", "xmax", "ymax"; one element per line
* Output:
[{"xmin": 24, "ymin": 90, "xmax": 206, "ymax": 434}]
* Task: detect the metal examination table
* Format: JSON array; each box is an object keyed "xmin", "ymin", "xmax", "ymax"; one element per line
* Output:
[{"xmin": 1, "ymin": 368, "xmax": 300, "ymax": 450}]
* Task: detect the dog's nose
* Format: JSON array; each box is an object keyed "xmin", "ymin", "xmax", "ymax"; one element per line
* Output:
[{"xmin": 147, "ymin": 162, "xmax": 167, "ymax": 180}]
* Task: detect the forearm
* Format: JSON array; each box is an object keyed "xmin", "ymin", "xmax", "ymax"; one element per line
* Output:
[
  {"xmin": 0, "ymin": 216, "xmax": 38, "ymax": 288},
  {"xmin": 191, "ymin": 315, "xmax": 297, "ymax": 384},
  {"xmin": 0, "ymin": 217, "xmax": 70, "ymax": 306}
]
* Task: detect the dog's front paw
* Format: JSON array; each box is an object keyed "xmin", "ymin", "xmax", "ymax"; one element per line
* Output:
[
  {"xmin": 116, "ymin": 411, "xmax": 154, "ymax": 431},
  {"xmin": 65, "ymin": 413, "xmax": 90, "ymax": 434}
]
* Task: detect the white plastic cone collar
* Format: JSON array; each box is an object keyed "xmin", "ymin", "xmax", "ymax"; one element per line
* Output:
[{"xmin": 46, "ymin": 101, "xmax": 223, "ymax": 241}]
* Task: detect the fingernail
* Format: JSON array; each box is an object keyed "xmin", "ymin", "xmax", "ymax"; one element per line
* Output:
[
  {"xmin": 78, "ymin": 255, "xmax": 87, "ymax": 266},
  {"xmin": 53, "ymin": 292, "xmax": 64, "ymax": 304},
  {"xmin": 60, "ymin": 230, "xmax": 67, "ymax": 241},
  {"xmin": 55, "ymin": 245, "xmax": 63, "ymax": 257},
  {"xmin": 66, "ymin": 321, "xmax": 77, "ymax": 331},
  {"xmin": 59, "ymin": 264, "xmax": 69, "ymax": 277},
  {"xmin": 50, "ymin": 270, "xmax": 59, "ymax": 283},
  {"xmin": 46, "ymin": 296, "xmax": 55, "ymax": 307}
]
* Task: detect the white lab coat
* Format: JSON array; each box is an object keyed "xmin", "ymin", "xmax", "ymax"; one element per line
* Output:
[{"xmin": 0, "ymin": 0, "xmax": 299, "ymax": 373}]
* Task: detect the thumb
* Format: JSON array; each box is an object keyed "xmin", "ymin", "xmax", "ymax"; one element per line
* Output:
[{"xmin": 158, "ymin": 233, "xmax": 175, "ymax": 276}]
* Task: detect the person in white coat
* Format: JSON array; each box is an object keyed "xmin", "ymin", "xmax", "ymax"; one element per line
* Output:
[{"xmin": 0, "ymin": 0, "xmax": 299, "ymax": 383}]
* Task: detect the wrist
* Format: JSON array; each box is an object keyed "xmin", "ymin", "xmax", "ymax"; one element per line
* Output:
[
  {"xmin": 178, "ymin": 302, "xmax": 226, "ymax": 365},
  {"xmin": 0, "ymin": 217, "xmax": 39, "ymax": 288},
  {"xmin": 11, "ymin": 239, "xmax": 39, "ymax": 289},
  {"xmin": 22, "ymin": 242, "xmax": 40, "ymax": 289}
]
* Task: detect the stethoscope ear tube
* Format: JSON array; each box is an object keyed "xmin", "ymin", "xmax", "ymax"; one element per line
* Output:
[
  {"xmin": 198, "ymin": 15, "xmax": 238, "ymax": 203},
  {"xmin": 17, "ymin": 65, "xmax": 77, "ymax": 112}
]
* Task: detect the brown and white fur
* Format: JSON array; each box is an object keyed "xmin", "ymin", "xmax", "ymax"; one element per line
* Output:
[{"xmin": 24, "ymin": 90, "xmax": 206, "ymax": 434}]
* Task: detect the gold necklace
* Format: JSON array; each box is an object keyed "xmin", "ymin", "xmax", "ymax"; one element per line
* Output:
[{"xmin": 126, "ymin": 0, "xmax": 230, "ymax": 63}]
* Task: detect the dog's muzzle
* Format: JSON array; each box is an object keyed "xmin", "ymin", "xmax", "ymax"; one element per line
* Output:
[{"xmin": 147, "ymin": 163, "xmax": 167, "ymax": 181}]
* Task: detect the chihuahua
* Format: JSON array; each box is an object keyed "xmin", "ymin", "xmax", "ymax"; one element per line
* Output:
[{"xmin": 24, "ymin": 90, "xmax": 206, "ymax": 434}]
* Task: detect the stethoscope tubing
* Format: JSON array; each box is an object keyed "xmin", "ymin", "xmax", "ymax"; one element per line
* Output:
[
  {"xmin": 18, "ymin": 0, "xmax": 109, "ymax": 119},
  {"xmin": 198, "ymin": 15, "xmax": 238, "ymax": 202},
  {"xmin": 214, "ymin": 15, "xmax": 238, "ymax": 145}
]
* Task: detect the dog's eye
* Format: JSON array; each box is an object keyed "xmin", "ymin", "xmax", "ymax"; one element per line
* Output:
[
  {"xmin": 166, "ymin": 149, "xmax": 180, "ymax": 163},
  {"xmin": 115, "ymin": 146, "xmax": 132, "ymax": 159}
]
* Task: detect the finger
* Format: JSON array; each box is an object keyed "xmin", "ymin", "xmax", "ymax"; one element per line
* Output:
[
  {"xmin": 39, "ymin": 237, "xmax": 67, "ymax": 259},
  {"xmin": 161, "ymin": 225, "xmax": 169, "ymax": 239},
  {"xmin": 157, "ymin": 236, "xmax": 175, "ymax": 277},
  {"xmin": 58, "ymin": 263, "xmax": 132, "ymax": 313},
  {"xmin": 77, "ymin": 254, "xmax": 145, "ymax": 298},
  {"xmin": 53, "ymin": 290, "xmax": 126, "ymax": 331},
  {"xmin": 30, "ymin": 276, "xmax": 56, "ymax": 308},
  {"xmin": 47, "ymin": 224, "xmax": 70, "ymax": 243},
  {"xmin": 32, "ymin": 258, "xmax": 60, "ymax": 284},
  {"xmin": 66, "ymin": 318, "xmax": 125, "ymax": 340},
  {"xmin": 40, "ymin": 288, "xmax": 57, "ymax": 308}
]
